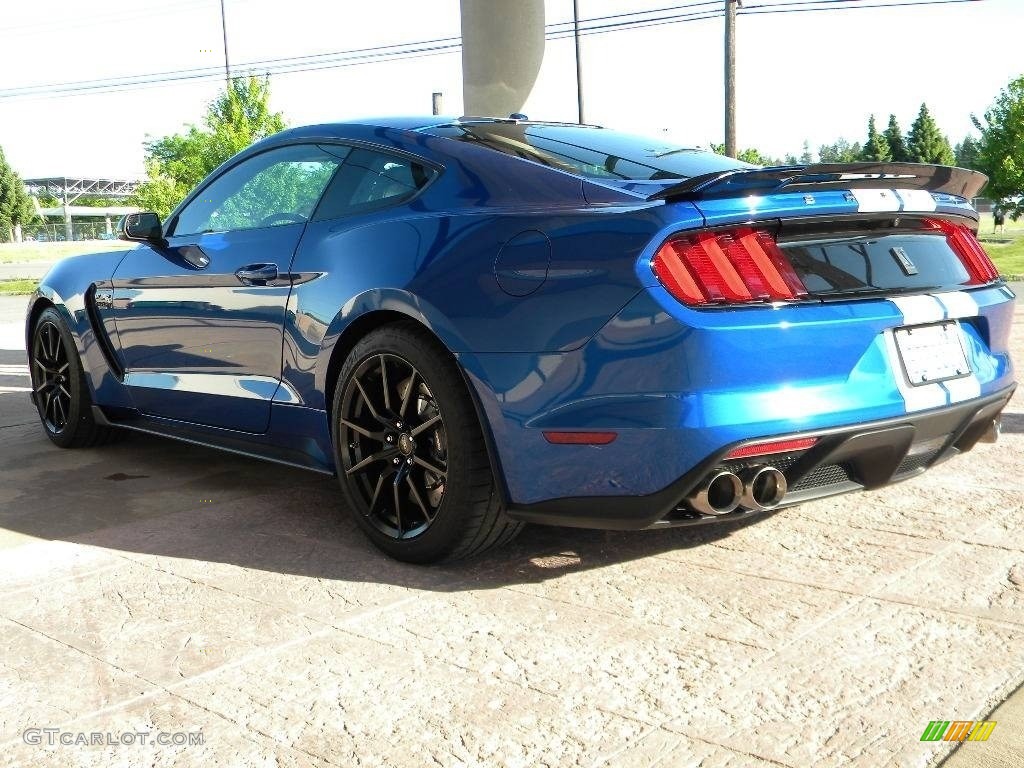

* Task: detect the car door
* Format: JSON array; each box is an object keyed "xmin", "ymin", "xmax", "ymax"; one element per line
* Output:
[{"xmin": 110, "ymin": 143, "xmax": 344, "ymax": 432}]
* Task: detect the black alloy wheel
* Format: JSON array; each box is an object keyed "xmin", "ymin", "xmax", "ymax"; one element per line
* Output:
[
  {"xmin": 29, "ymin": 307, "xmax": 119, "ymax": 448},
  {"xmin": 332, "ymin": 322, "xmax": 522, "ymax": 563},
  {"xmin": 338, "ymin": 352, "xmax": 448, "ymax": 540},
  {"xmin": 31, "ymin": 319, "xmax": 72, "ymax": 434}
]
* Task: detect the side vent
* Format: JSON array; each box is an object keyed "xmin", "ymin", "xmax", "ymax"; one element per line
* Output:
[{"xmin": 85, "ymin": 283, "xmax": 124, "ymax": 378}]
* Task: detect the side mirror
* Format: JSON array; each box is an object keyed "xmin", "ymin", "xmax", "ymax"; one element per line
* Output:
[{"xmin": 119, "ymin": 212, "xmax": 165, "ymax": 244}]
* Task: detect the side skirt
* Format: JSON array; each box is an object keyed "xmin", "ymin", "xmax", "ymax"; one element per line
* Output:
[{"xmin": 92, "ymin": 403, "xmax": 337, "ymax": 477}]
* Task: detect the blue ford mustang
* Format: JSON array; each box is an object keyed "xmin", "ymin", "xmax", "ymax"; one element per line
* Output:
[{"xmin": 26, "ymin": 116, "xmax": 1016, "ymax": 562}]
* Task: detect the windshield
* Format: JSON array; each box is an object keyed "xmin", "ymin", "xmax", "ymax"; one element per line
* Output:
[{"xmin": 430, "ymin": 123, "xmax": 756, "ymax": 181}]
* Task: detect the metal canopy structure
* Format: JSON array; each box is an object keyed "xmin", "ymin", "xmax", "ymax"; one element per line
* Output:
[{"xmin": 23, "ymin": 177, "xmax": 140, "ymax": 204}]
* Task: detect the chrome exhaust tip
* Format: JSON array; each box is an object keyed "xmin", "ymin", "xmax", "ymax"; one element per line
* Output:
[
  {"xmin": 740, "ymin": 466, "xmax": 788, "ymax": 511},
  {"xmin": 688, "ymin": 470, "xmax": 743, "ymax": 516},
  {"xmin": 980, "ymin": 416, "xmax": 1001, "ymax": 444}
]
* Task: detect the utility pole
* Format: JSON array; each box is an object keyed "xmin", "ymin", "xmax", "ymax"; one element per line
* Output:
[
  {"xmin": 220, "ymin": 0, "xmax": 232, "ymax": 88},
  {"xmin": 724, "ymin": 0, "xmax": 737, "ymax": 157},
  {"xmin": 573, "ymin": 0, "xmax": 585, "ymax": 124}
]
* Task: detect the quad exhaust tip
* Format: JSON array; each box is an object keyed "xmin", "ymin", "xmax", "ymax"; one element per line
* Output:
[
  {"xmin": 686, "ymin": 465, "xmax": 788, "ymax": 516},
  {"xmin": 740, "ymin": 466, "xmax": 788, "ymax": 511},
  {"xmin": 688, "ymin": 470, "xmax": 743, "ymax": 516}
]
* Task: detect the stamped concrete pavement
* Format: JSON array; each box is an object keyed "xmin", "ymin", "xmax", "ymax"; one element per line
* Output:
[{"xmin": 0, "ymin": 292, "xmax": 1021, "ymax": 767}]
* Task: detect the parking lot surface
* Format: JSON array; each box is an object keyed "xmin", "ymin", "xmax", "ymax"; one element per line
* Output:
[{"xmin": 0, "ymin": 293, "xmax": 1022, "ymax": 767}]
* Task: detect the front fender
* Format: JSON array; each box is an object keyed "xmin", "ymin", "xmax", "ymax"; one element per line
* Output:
[{"xmin": 26, "ymin": 249, "xmax": 134, "ymax": 407}]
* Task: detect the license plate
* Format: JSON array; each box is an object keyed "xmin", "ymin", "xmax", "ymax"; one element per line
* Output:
[{"xmin": 893, "ymin": 321, "xmax": 971, "ymax": 386}]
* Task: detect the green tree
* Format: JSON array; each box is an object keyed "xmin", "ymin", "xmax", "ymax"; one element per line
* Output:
[
  {"xmin": 0, "ymin": 146, "xmax": 36, "ymax": 242},
  {"xmin": 132, "ymin": 76, "xmax": 286, "ymax": 218},
  {"xmin": 905, "ymin": 103, "xmax": 955, "ymax": 165},
  {"xmin": 799, "ymin": 140, "xmax": 813, "ymax": 164},
  {"xmin": 883, "ymin": 114, "xmax": 909, "ymax": 162},
  {"xmin": 973, "ymin": 75, "xmax": 1024, "ymax": 216},
  {"xmin": 954, "ymin": 135, "xmax": 981, "ymax": 170},
  {"xmin": 861, "ymin": 115, "xmax": 893, "ymax": 162},
  {"xmin": 817, "ymin": 138, "xmax": 862, "ymax": 164},
  {"xmin": 710, "ymin": 144, "xmax": 782, "ymax": 166}
]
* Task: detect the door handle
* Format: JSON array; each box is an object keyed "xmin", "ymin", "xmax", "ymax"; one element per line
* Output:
[{"xmin": 235, "ymin": 263, "xmax": 279, "ymax": 285}]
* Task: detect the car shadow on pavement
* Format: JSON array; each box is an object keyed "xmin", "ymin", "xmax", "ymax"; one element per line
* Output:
[
  {"xmin": 1001, "ymin": 412, "xmax": 1024, "ymax": 434},
  {"xmin": 3, "ymin": 425, "xmax": 773, "ymax": 593}
]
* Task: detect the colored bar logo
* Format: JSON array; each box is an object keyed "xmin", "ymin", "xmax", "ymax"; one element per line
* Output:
[{"xmin": 920, "ymin": 721, "xmax": 997, "ymax": 742}]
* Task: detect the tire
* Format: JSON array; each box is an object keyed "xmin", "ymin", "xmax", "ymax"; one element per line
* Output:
[
  {"xmin": 332, "ymin": 322, "xmax": 522, "ymax": 563},
  {"xmin": 29, "ymin": 307, "xmax": 122, "ymax": 449}
]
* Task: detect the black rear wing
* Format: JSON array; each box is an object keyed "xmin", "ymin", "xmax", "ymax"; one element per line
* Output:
[{"xmin": 648, "ymin": 162, "xmax": 988, "ymax": 203}]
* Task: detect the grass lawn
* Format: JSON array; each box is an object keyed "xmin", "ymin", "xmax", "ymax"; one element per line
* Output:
[
  {"xmin": 0, "ymin": 240, "xmax": 132, "ymax": 264},
  {"xmin": 0, "ymin": 279, "xmax": 38, "ymax": 296},
  {"xmin": 977, "ymin": 213, "xmax": 1024, "ymax": 280}
]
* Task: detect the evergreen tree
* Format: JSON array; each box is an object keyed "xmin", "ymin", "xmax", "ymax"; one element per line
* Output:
[
  {"xmin": 861, "ymin": 115, "xmax": 893, "ymax": 162},
  {"xmin": 0, "ymin": 147, "xmax": 36, "ymax": 242},
  {"xmin": 883, "ymin": 114, "xmax": 909, "ymax": 162},
  {"xmin": 905, "ymin": 103, "xmax": 955, "ymax": 165},
  {"xmin": 954, "ymin": 135, "xmax": 981, "ymax": 169},
  {"xmin": 799, "ymin": 140, "xmax": 813, "ymax": 164},
  {"xmin": 818, "ymin": 139, "xmax": 862, "ymax": 164}
]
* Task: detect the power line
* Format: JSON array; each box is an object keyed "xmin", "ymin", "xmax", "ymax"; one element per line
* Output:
[
  {"xmin": 0, "ymin": 0, "xmax": 987, "ymax": 102},
  {"xmin": 0, "ymin": 3, "xmax": 725, "ymax": 100}
]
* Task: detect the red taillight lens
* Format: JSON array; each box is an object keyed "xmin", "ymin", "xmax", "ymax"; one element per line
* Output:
[
  {"xmin": 923, "ymin": 218, "xmax": 1000, "ymax": 284},
  {"xmin": 725, "ymin": 437, "xmax": 818, "ymax": 460},
  {"xmin": 652, "ymin": 227, "xmax": 808, "ymax": 306}
]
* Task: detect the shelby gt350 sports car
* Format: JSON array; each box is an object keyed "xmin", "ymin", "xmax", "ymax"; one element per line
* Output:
[{"xmin": 26, "ymin": 117, "xmax": 1016, "ymax": 562}]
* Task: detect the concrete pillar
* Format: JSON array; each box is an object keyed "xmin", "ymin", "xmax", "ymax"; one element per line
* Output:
[
  {"xmin": 460, "ymin": 0, "xmax": 545, "ymax": 117},
  {"xmin": 62, "ymin": 203, "xmax": 73, "ymax": 241},
  {"xmin": 105, "ymin": 216, "xmax": 113, "ymax": 237}
]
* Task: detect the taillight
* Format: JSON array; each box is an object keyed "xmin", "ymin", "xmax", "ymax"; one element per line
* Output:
[
  {"xmin": 652, "ymin": 227, "xmax": 808, "ymax": 306},
  {"xmin": 923, "ymin": 218, "xmax": 1000, "ymax": 284}
]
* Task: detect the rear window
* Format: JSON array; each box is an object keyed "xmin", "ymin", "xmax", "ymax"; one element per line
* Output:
[{"xmin": 430, "ymin": 123, "xmax": 754, "ymax": 181}]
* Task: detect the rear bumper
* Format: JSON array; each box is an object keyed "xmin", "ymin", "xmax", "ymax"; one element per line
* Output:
[{"xmin": 503, "ymin": 384, "xmax": 1015, "ymax": 530}]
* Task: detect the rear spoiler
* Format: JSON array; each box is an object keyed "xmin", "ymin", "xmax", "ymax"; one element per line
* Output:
[{"xmin": 648, "ymin": 162, "xmax": 988, "ymax": 203}]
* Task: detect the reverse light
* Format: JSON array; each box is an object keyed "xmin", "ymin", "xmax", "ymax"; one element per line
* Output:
[
  {"xmin": 725, "ymin": 437, "xmax": 818, "ymax": 460},
  {"xmin": 652, "ymin": 227, "xmax": 808, "ymax": 306},
  {"xmin": 923, "ymin": 218, "xmax": 1000, "ymax": 284}
]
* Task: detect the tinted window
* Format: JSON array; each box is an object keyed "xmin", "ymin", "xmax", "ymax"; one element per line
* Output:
[
  {"xmin": 173, "ymin": 144, "xmax": 345, "ymax": 236},
  {"xmin": 782, "ymin": 233, "xmax": 972, "ymax": 294},
  {"xmin": 312, "ymin": 148, "xmax": 435, "ymax": 221},
  {"xmin": 430, "ymin": 123, "xmax": 754, "ymax": 181}
]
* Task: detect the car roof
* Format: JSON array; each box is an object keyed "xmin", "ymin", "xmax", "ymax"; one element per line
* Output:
[{"xmin": 273, "ymin": 116, "xmax": 605, "ymax": 138}]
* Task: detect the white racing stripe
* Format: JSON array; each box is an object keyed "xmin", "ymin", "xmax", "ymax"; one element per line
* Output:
[
  {"xmin": 890, "ymin": 295, "xmax": 945, "ymax": 324},
  {"xmin": 885, "ymin": 291, "xmax": 985, "ymax": 413},
  {"xmin": 881, "ymin": 329, "xmax": 947, "ymax": 412},
  {"xmin": 942, "ymin": 374, "xmax": 982, "ymax": 403},
  {"xmin": 850, "ymin": 188, "xmax": 901, "ymax": 212},
  {"xmin": 894, "ymin": 189, "xmax": 938, "ymax": 212},
  {"xmin": 932, "ymin": 290, "xmax": 979, "ymax": 320}
]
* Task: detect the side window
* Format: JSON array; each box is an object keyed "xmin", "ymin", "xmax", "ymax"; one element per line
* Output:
[
  {"xmin": 312, "ymin": 148, "xmax": 435, "ymax": 222},
  {"xmin": 173, "ymin": 144, "xmax": 346, "ymax": 237}
]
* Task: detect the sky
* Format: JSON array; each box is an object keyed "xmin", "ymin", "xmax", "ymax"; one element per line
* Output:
[{"xmin": 0, "ymin": 0, "xmax": 1021, "ymax": 179}]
